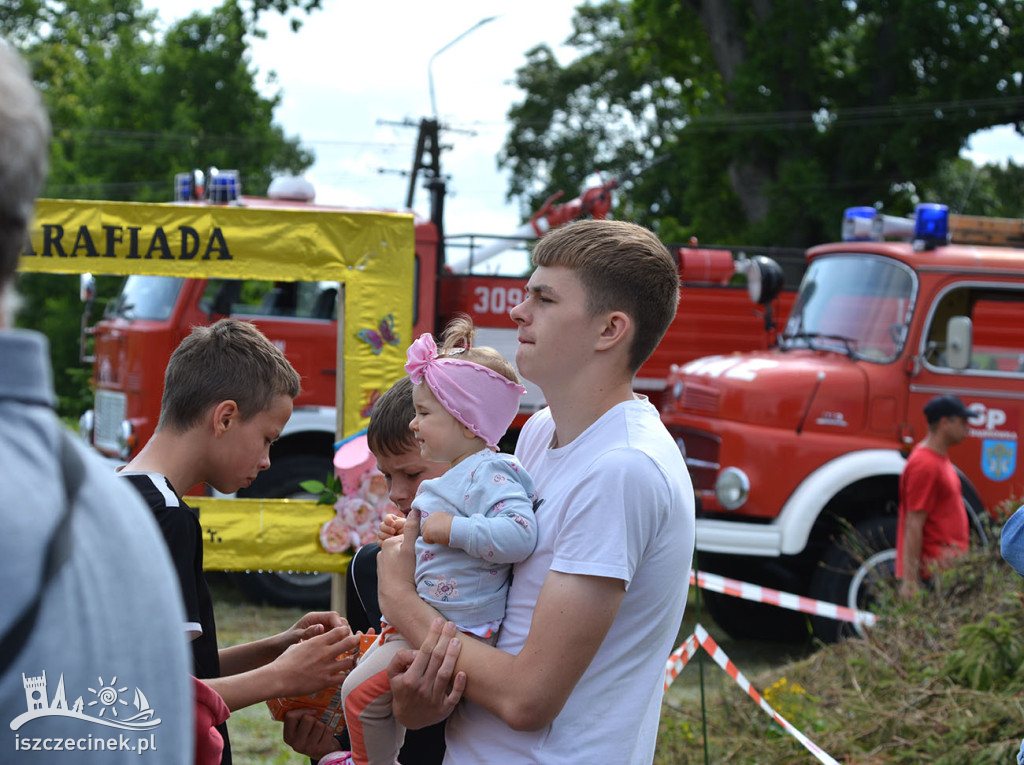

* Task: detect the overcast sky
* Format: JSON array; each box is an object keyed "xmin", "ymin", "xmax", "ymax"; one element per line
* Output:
[
  {"xmin": 148, "ymin": 0, "xmax": 582, "ymax": 261},
  {"xmin": 149, "ymin": 0, "xmax": 1024, "ymax": 261}
]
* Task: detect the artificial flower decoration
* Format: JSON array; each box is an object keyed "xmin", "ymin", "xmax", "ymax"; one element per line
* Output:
[{"xmin": 301, "ymin": 433, "xmax": 397, "ymax": 555}]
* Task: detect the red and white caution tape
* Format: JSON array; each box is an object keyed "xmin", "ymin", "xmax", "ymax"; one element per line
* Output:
[
  {"xmin": 690, "ymin": 569, "xmax": 878, "ymax": 628},
  {"xmin": 664, "ymin": 624, "xmax": 841, "ymax": 765},
  {"xmin": 694, "ymin": 625, "xmax": 840, "ymax": 765},
  {"xmin": 664, "ymin": 631, "xmax": 701, "ymax": 692}
]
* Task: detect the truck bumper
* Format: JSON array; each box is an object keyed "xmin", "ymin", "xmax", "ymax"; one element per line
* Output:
[{"xmin": 695, "ymin": 518, "xmax": 782, "ymax": 557}]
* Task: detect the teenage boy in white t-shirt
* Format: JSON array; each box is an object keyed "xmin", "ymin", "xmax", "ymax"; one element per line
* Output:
[{"xmin": 378, "ymin": 219, "xmax": 696, "ymax": 764}]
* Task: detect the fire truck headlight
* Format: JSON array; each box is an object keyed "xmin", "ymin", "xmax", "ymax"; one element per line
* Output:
[
  {"xmin": 715, "ymin": 467, "xmax": 749, "ymax": 510},
  {"xmin": 742, "ymin": 256, "xmax": 784, "ymax": 305},
  {"xmin": 117, "ymin": 420, "xmax": 136, "ymax": 460},
  {"xmin": 78, "ymin": 410, "xmax": 94, "ymax": 445}
]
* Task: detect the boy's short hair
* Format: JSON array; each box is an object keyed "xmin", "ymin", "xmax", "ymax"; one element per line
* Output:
[
  {"xmin": 158, "ymin": 318, "xmax": 301, "ymax": 432},
  {"xmin": 531, "ymin": 219, "xmax": 680, "ymax": 372},
  {"xmin": 366, "ymin": 376, "xmax": 416, "ymax": 458}
]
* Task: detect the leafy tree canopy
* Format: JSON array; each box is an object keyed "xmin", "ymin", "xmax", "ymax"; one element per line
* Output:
[
  {"xmin": 502, "ymin": 0, "xmax": 1024, "ymax": 247},
  {"xmin": 3, "ymin": 0, "xmax": 316, "ymax": 201},
  {"xmin": 1, "ymin": 0, "xmax": 319, "ymax": 415}
]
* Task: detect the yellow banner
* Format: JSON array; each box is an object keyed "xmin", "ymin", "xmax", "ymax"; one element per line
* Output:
[
  {"xmin": 18, "ymin": 198, "xmax": 413, "ymax": 282},
  {"xmin": 17, "ymin": 197, "xmax": 415, "ymax": 436},
  {"xmin": 194, "ymin": 497, "xmax": 352, "ymax": 574},
  {"xmin": 18, "ymin": 198, "xmax": 415, "ymax": 571}
]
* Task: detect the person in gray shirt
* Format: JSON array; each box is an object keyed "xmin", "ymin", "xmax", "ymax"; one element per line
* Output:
[{"xmin": 0, "ymin": 38, "xmax": 194, "ymax": 762}]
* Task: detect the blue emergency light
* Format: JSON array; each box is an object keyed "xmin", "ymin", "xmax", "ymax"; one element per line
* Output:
[
  {"xmin": 174, "ymin": 172, "xmax": 193, "ymax": 202},
  {"xmin": 842, "ymin": 206, "xmax": 877, "ymax": 241},
  {"xmin": 208, "ymin": 170, "xmax": 240, "ymax": 204},
  {"xmin": 913, "ymin": 203, "xmax": 949, "ymax": 250}
]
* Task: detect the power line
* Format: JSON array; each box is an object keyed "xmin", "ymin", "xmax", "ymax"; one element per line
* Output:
[
  {"xmin": 499, "ymin": 94, "xmax": 1024, "ymax": 132},
  {"xmin": 51, "ymin": 91, "xmax": 1023, "ymax": 157},
  {"xmin": 52, "ymin": 127, "xmax": 409, "ymax": 150}
]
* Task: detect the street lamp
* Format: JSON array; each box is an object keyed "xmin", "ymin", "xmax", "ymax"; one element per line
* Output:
[{"xmin": 428, "ymin": 15, "xmax": 499, "ymax": 119}]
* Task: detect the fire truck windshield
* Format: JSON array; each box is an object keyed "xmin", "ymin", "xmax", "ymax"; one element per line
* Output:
[
  {"xmin": 106, "ymin": 275, "xmax": 184, "ymax": 320},
  {"xmin": 781, "ymin": 254, "xmax": 915, "ymax": 363}
]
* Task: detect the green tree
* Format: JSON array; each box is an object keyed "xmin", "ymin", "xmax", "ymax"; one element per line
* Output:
[
  {"xmin": 502, "ymin": 0, "xmax": 1024, "ymax": 247},
  {"xmin": 2, "ymin": 0, "xmax": 319, "ymax": 416},
  {"xmin": 913, "ymin": 155, "xmax": 1024, "ymax": 219}
]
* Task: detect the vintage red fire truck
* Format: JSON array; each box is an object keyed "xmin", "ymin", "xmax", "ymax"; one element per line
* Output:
[
  {"xmin": 73, "ymin": 154, "xmax": 799, "ymax": 606},
  {"xmin": 663, "ymin": 204, "xmax": 1024, "ymax": 641}
]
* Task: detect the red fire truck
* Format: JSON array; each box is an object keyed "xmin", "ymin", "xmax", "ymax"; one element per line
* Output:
[{"xmin": 663, "ymin": 204, "xmax": 1024, "ymax": 642}]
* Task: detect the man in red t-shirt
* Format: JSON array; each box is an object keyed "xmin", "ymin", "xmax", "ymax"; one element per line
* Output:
[{"xmin": 897, "ymin": 394, "xmax": 971, "ymax": 597}]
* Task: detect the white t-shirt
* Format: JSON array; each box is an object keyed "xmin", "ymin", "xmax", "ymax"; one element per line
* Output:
[{"xmin": 443, "ymin": 397, "xmax": 696, "ymax": 764}]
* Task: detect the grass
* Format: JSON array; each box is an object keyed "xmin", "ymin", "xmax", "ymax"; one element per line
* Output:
[{"xmin": 209, "ymin": 575, "xmax": 308, "ymax": 765}]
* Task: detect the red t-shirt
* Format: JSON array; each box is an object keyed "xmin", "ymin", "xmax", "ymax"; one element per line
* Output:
[{"xmin": 896, "ymin": 445, "xmax": 969, "ymax": 580}]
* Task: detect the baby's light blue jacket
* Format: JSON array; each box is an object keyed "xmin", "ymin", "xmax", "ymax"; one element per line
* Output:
[{"xmin": 413, "ymin": 449, "xmax": 538, "ymax": 627}]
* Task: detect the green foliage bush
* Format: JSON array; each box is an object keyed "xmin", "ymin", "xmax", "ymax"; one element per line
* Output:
[{"xmin": 945, "ymin": 612, "xmax": 1024, "ymax": 692}]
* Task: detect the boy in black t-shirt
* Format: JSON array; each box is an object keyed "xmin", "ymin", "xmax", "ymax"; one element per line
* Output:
[{"xmin": 123, "ymin": 318, "xmax": 361, "ymax": 765}]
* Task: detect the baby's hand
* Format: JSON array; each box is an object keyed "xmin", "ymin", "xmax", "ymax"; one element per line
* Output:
[
  {"xmin": 377, "ymin": 513, "xmax": 407, "ymax": 543},
  {"xmin": 420, "ymin": 511, "xmax": 454, "ymax": 546}
]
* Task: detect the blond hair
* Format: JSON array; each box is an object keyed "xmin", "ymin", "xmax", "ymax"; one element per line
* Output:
[{"xmin": 437, "ymin": 314, "xmax": 520, "ymax": 384}]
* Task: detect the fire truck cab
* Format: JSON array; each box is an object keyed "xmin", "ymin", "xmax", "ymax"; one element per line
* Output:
[{"xmin": 663, "ymin": 203, "xmax": 1024, "ymax": 641}]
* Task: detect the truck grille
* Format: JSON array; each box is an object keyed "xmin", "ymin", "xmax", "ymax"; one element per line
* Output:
[
  {"xmin": 670, "ymin": 427, "xmax": 720, "ymax": 492},
  {"xmin": 93, "ymin": 390, "xmax": 127, "ymax": 452},
  {"xmin": 680, "ymin": 382, "xmax": 720, "ymax": 414}
]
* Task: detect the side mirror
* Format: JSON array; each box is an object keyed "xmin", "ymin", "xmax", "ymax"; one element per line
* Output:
[
  {"xmin": 79, "ymin": 273, "xmax": 96, "ymax": 304},
  {"xmin": 946, "ymin": 315, "xmax": 973, "ymax": 370}
]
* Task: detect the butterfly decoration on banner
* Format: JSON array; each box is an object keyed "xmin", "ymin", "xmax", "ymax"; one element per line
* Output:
[
  {"xmin": 357, "ymin": 313, "xmax": 400, "ymax": 355},
  {"xmin": 360, "ymin": 388, "xmax": 381, "ymax": 419}
]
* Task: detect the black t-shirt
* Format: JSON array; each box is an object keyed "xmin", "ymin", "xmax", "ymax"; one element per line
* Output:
[{"xmin": 123, "ymin": 472, "xmax": 230, "ymax": 764}]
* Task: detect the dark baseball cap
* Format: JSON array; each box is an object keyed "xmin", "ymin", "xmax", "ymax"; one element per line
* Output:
[{"xmin": 924, "ymin": 394, "xmax": 971, "ymax": 424}]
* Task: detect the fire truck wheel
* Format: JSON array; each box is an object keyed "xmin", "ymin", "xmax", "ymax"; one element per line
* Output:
[
  {"xmin": 230, "ymin": 454, "xmax": 334, "ymax": 609},
  {"xmin": 809, "ymin": 515, "xmax": 898, "ymax": 643},
  {"xmin": 697, "ymin": 555, "xmax": 812, "ymax": 643}
]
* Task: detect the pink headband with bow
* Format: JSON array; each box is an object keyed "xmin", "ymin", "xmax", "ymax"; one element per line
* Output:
[{"xmin": 405, "ymin": 333, "xmax": 525, "ymax": 449}]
